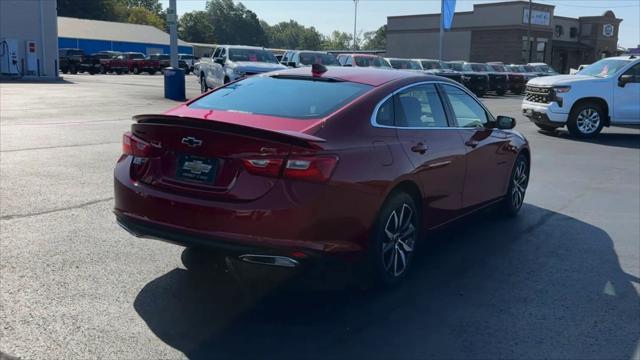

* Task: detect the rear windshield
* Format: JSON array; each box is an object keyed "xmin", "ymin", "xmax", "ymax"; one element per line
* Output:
[
  {"xmin": 388, "ymin": 59, "xmax": 421, "ymax": 70},
  {"xmin": 445, "ymin": 62, "xmax": 464, "ymax": 71},
  {"xmin": 229, "ymin": 49, "xmax": 279, "ymax": 63},
  {"xmin": 355, "ymin": 56, "xmax": 390, "ymax": 68},
  {"xmin": 299, "ymin": 52, "xmax": 339, "ymax": 66},
  {"xmin": 189, "ymin": 76, "xmax": 372, "ymax": 119},
  {"xmin": 464, "ymin": 63, "xmax": 489, "ymax": 72},
  {"xmin": 490, "ymin": 65, "xmax": 507, "ymax": 72}
]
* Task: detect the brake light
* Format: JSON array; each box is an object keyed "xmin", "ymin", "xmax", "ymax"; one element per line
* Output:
[
  {"xmin": 122, "ymin": 132, "xmax": 157, "ymax": 157},
  {"xmin": 242, "ymin": 156, "xmax": 338, "ymax": 183},
  {"xmin": 284, "ymin": 156, "xmax": 338, "ymax": 182}
]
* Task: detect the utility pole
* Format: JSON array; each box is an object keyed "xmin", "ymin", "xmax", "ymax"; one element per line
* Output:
[
  {"xmin": 353, "ymin": 0, "xmax": 359, "ymax": 50},
  {"xmin": 169, "ymin": 0, "xmax": 178, "ymax": 68},
  {"xmin": 527, "ymin": 0, "xmax": 533, "ymax": 62}
]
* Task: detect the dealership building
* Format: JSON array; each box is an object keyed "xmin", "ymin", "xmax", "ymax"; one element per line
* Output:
[{"xmin": 386, "ymin": 1, "xmax": 622, "ymax": 73}]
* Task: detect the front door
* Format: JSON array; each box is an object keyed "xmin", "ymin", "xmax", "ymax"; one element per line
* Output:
[
  {"xmin": 440, "ymin": 84, "xmax": 512, "ymax": 208},
  {"xmin": 393, "ymin": 83, "xmax": 467, "ymax": 228},
  {"xmin": 614, "ymin": 63, "xmax": 640, "ymax": 123}
]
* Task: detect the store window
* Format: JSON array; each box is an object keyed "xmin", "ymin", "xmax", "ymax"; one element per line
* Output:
[
  {"xmin": 570, "ymin": 27, "xmax": 578, "ymax": 38},
  {"xmin": 535, "ymin": 39, "xmax": 548, "ymax": 62},
  {"xmin": 555, "ymin": 25, "xmax": 564, "ymax": 37}
]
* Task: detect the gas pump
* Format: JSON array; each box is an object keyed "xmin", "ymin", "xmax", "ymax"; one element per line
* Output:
[{"xmin": 0, "ymin": 38, "xmax": 19, "ymax": 75}]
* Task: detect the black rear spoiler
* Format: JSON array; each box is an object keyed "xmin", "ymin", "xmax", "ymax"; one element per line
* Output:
[{"xmin": 133, "ymin": 114, "xmax": 326, "ymax": 148}]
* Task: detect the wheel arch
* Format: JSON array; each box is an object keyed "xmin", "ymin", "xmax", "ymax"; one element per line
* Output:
[
  {"xmin": 570, "ymin": 97, "xmax": 610, "ymax": 126},
  {"xmin": 384, "ymin": 180, "xmax": 424, "ymax": 217}
]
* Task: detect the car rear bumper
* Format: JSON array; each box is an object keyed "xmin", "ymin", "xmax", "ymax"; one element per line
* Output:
[{"xmin": 114, "ymin": 157, "xmax": 373, "ymax": 259}]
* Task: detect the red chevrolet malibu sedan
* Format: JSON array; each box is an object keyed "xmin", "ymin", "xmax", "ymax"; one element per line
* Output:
[{"xmin": 114, "ymin": 65, "xmax": 530, "ymax": 285}]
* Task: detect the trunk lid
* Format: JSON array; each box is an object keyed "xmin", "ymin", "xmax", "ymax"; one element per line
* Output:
[{"xmin": 129, "ymin": 114, "xmax": 325, "ymax": 202}]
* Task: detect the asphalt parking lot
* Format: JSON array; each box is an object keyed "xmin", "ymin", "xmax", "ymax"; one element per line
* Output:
[{"xmin": 1, "ymin": 74, "xmax": 639, "ymax": 360}]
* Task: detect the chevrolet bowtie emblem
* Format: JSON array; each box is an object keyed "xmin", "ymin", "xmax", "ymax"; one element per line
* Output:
[{"xmin": 182, "ymin": 137, "xmax": 203, "ymax": 147}]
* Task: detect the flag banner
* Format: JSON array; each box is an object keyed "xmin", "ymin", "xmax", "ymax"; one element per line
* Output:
[{"xmin": 442, "ymin": 0, "xmax": 457, "ymax": 31}]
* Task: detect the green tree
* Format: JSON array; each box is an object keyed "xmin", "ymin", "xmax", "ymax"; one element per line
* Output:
[
  {"xmin": 117, "ymin": 0, "xmax": 163, "ymax": 16},
  {"xmin": 126, "ymin": 7, "xmax": 165, "ymax": 30},
  {"xmin": 57, "ymin": 0, "xmax": 120, "ymax": 21},
  {"xmin": 205, "ymin": 0, "xmax": 267, "ymax": 46},
  {"xmin": 362, "ymin": 25, "xmax": 386, "ymax": 50},
  {"xmin": 266, "ymin": 20, "xmax": 322, "ymax": 50},
  {"xmin": 179, "ymin": 11, "xmax": 216, "ymax": 44},
  {"xmin": 321, "ymin": 31, "xmax": 352, "ymax": 51}
]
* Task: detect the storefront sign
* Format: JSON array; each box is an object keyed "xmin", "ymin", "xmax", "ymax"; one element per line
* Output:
[
  {"xmin": 523, "ymin": 8, "xmax": 551, "ymax": 26},
  {"xmin": 603, "ymin": 24, "xmax": 614, "ymax": 37}
]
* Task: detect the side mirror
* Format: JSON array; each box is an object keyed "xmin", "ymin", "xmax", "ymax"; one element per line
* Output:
[
  {"xmin": 287, "ymin": 61, "xmax": 297, "ymax": 68},
  {"xmin": 495, "ymin": 115, "xmax": 516, "ymax": 130},
  {"xmin": 618, "ymin": 74, "xmax": 633, "ymax": 87},
  {"xmin": 214, "ymin": 57, "xmax": 225, "ymax": 66}
]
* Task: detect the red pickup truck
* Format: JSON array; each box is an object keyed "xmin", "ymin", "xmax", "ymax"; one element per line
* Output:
[{"xmin": 114, "ymin": 52, "xmax": 161, "ymax": 74}]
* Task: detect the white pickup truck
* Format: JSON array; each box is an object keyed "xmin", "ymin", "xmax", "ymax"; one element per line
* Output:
[
  {"xmin": 197, "ymin": 45, "xmax": 286, "ymax": 93},
  {"xmin": 522, "ymin": 56, "xmax": 640, "ymax": 138}
]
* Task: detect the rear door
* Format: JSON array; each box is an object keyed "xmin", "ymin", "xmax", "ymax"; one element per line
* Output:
[
  {"xmin": 440, "ymin": 84, "xmax": 512, "ymax": 208},
  {"xmin": 392, "ymin": 83, "xmax": 466, "ymax": 227},
  {"xmin": 613, "ymin": 62, "xmax": 640, "ymax": 123}
]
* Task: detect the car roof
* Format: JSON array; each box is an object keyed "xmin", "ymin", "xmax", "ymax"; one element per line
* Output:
[
  {"xmin": 599, "ymin": 55, "xmax": 638, "ymax": 61},
  {"xmin": 265, "ymin": 66, "xmax": 450, "ymax": 87},
  {"xmin": 221, "ymin": 45, "xmax": 266, "ymax": 50},
  {"xmin": 340, "ymin": 53, "xmax": 379, "ymax": 58}
]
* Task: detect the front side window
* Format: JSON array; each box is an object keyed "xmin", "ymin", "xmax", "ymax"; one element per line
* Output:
[
  {"xmin": 189, "ymin": 76, "xmax": 372, "ymax": 119},
  {"xmin": 212, "ymin": 48, "xmax": 221, "ymax": 58},
  {"xmin": 442, "ymin": 85, "xmax": 489, "ymax": 128},
  {"xmin": 621, "ymin": 63, "xmax": 640, "ymax": 83},
  {"xmin": 394, "ymin": 84, "xmax": 448, "ymax": 128},
  {"xmin": 578, "ymin": 59, "xmax": 632, "ymax": 78},
  {"xmin": 228, "ymin": 48, "xmax": 278, "ymax": 63},
  {"xmin": 130, "ymin": 53, "xmax": 144, "ymax": 60}
]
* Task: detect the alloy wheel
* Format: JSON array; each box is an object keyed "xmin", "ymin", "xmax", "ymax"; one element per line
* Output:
[
  {"xmin": 511, "ymin": 159, "xmax": 528, "ymax": 210},
  {"xmin": 382, "ymin": 204, "xmax": 416, "ymax": 277},
  {"xmin": 576, "ymin": 108, "xmax": 601, "ymax": 134}
]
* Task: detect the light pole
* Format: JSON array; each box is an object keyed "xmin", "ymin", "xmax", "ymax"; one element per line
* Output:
[
  {"xmin": 353, "ymin": 0, "xmax": 359, "ymax": 50},
  {"xmin": 527, "ymin": 0, "xmax": 533, "ymax": 62}
]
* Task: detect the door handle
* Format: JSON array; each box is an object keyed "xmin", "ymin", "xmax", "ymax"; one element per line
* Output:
[
  {"xmin": 411, "ymin": 143, "xmax": 428, "ymax": 154},
  {"xmin": 465, "ymin": 140, "xmax": 479, "ymax": 148}
]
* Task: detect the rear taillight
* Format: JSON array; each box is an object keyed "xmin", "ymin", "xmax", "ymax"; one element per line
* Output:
[
  {"xmin": 242, "ymin": 156, "xmax": 338, "ymax": 183},
  {"xmin": 122, "ymin": 132, "xmax": 158, "ymax": 157}
]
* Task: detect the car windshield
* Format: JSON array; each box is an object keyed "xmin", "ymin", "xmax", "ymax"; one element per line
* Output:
[
  {"xmin": 445, "ymin": 63, "xmax": 464, "ymax": 71},
  {"xmin": 355, "ymin": 56, "xmax": 391, "ymax": 68},
  {"xmin": 228, "ymin": 48, "xmax": 278, "ymax": 63},
  {"xmin": 532, "ymin": 64, "xmax": 557, "ymax": 73},
  {"xmin": 130, "ymin": 53, "xmax": 145, "ymax": 59},
  {"xmin": 490, "ymin": 65, "xmax": 507, "ymax": 72},
  {"xmin": 421, "ymin": 61, "xmax": 443, "ymax": 70},
  {"xmin": 388, "ymin": 59, "xmax": 422, "ymax": 70},
  {"xmin": 577, "ymin": 59, "xmax": 631, "ymax": 78},
  {"xmin": 298, "ymin": 52, "xmax": 340, "ymax": 66},
  {"xmin": 189, "ymin": 76, "xmax": 372, "ymax": 119},
  {"xmin": 464, "ymin": 63, "xmax": 488, "ymax": 72}
]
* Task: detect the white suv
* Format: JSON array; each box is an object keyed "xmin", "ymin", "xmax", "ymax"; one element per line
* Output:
[{"xmin": 522, "ymin": 56, "xmax": 640, "ymax": 137}]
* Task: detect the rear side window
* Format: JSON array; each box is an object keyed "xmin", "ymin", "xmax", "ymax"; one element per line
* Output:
[
  {"xmin": 376, "ymin": 98, "xmax": 394, "ymax": 126},
  {"xmin": 189, "ymin": 76, "xmax": 372, "ymax": 119},
  {"xmin": 395, "ymin": 84, "xmax": 448, "ymax": 128}
]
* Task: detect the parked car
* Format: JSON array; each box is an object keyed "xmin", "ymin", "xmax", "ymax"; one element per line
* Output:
[
  {"xmin": 281, "ymin": 50, "xmax": 340, "ymax": 67},
  {"xmin": 87, "ymin": 51, "xmax": 128, "ymax": 74},
  {"xmin": 527, "ymin": 62, "xmax": 559, "ymax": 76},
  {"xmin": 116, "ymin": 52, "xmax": 161, "ymax": 75},
  {"xmin": 487, "ymin": 62, "xmax": 525, "ymax": 94},
  {"xmin": 522, "ymin": 55, "xmax": 640, "ymax": 137},
  {"xmin": 197, "ymin": 45, "xmax": 286, "ymax": 93},
  {"xmin": 58, "ymin": 48, "xmax": 85, "ymax": 74},
  {"xmin": 385, "ymin": 58, "xmax": 423, "ymax": 71},
  {"xmin": 147, "ymin": 54, "xmax": 171, "ymax": 68},
  {"xmin": 179, "ymin": 53, "xmax": 197, "ymax": 73},
  {"xmin": 455, "ymin": 62, "xmax": 508, "ymax": 95},
  {"xmin": 507, "ymin": 64, "xmax": 538, "ymax": 83},
  {"xmin": 444, "ymin": 61, "xmax": 489, "ymax": 97},
  {"xmin": 337, "ymin": 54, "xmax": 392, "ymax": 69},
  {"xmin": 114, "ymin": 66, "xmax": 530, "ymax": 285},
  {"xmin": 415, "ymin": 59, "xmax": 463, "ymax": 83}
]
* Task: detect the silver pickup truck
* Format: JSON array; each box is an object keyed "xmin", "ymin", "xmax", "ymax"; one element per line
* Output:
[{"xmin": 197, "ymin": 45, "xmax": 286, "ymax": 93}]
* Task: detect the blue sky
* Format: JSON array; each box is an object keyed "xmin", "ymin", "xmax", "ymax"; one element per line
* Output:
[{"xmin": 161, "ymin": 0, "xmax": 640, "ymax": 48}]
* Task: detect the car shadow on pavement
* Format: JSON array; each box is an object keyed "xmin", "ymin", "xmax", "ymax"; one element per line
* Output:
[
  {"xmin": 134, "ymin": 204, "xmax": 640, "ymax": 360},
  {"xmin": 537, "ymin": 129, "xmax": 640, "ymax": 150}
]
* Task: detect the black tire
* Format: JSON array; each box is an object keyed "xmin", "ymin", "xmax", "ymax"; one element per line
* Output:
[
  {"xmin": 99, "ymin": 65, "xmax": 106, "ymax": 74},
  {"xmin": 200, "ymin": 73, "xmax": 209, "ymax": 93},
  {"xmin": 496, "ymin": 89, "xmax": 506, "ymax": 96},
  {"xmin": 534, "ymin": 123, "xmax": 559, "ymax": 132},
  {"xmin": 368, "ymin": 191, "xmax": 420, "ymax": 286},
  {"xmin": 181, "ymin": 247, "xmax": 225, "ymax": 274},
  {"xmin": 567, "ymin": 102, "xmax": 605, "ymax": 138},
  {"xmin": 69, "ymin": 64, "xmax": 78, "ymax": 74},
  {"xmin": 115, "ymin": 69, "xmax": 122, "ymax": 75},
  {"xmin": 132, "ymin": 67, "xmax": 140, "ymax": 75},
  {"xmin": 61, "ymin": 68, "xmax": 68, "ymax": 74},
  {"xmin": 501, "ymin": 153, "xmax": 529, "ymax": 216}
]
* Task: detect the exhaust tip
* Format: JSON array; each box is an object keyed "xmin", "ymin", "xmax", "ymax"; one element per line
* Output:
[{"xmin": 239, "ymin": 254, "xmax": 299, "ymax": 268}]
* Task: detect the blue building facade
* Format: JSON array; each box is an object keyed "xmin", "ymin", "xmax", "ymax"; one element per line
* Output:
[{"xmin": 58, "ymin": 37, "xmax": 193, "ymax": 55}]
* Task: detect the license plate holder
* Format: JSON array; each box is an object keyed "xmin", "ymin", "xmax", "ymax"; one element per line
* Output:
[{"xmin": 176, "ymin": 154, "xmax": 218, "ymax": 183}]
